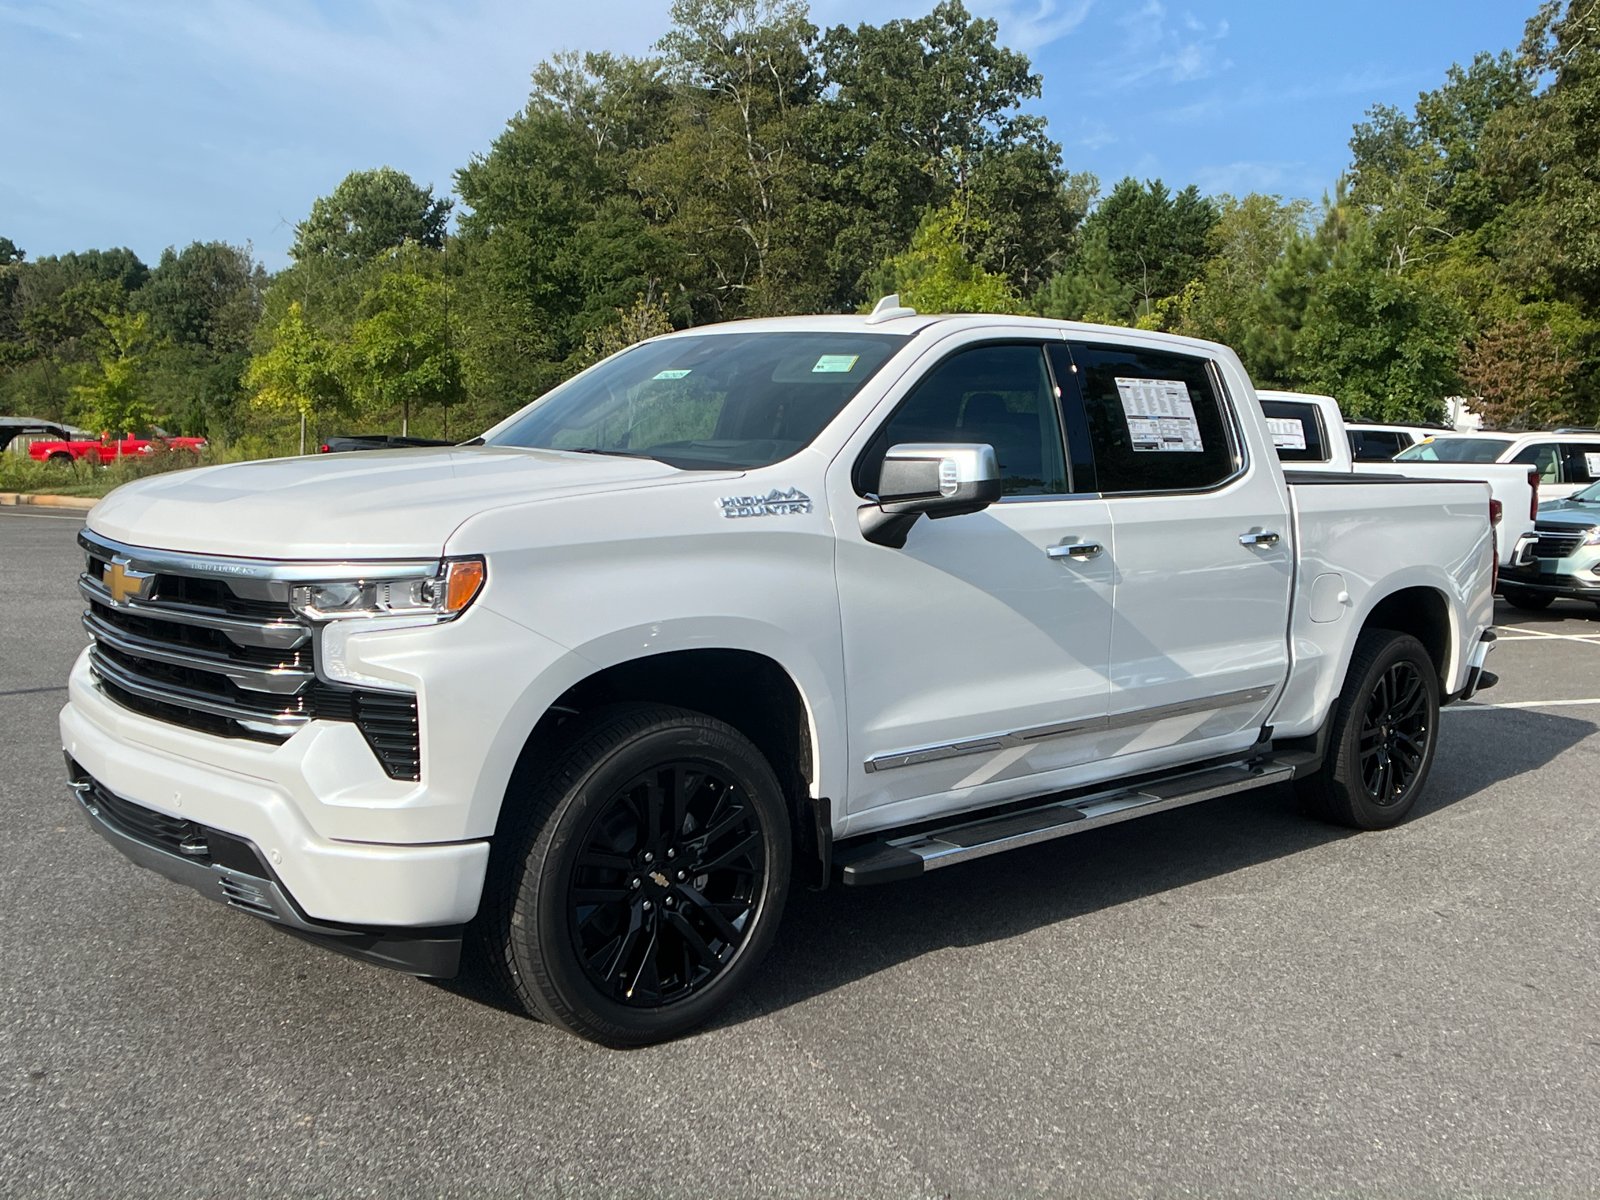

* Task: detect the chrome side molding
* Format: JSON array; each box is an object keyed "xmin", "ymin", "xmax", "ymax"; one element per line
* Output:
[{"xmin": 862, "ymin": 684, "xmax": 1277, "ymax": 773}]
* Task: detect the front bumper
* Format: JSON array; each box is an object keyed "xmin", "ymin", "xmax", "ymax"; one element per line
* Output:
[
  {"xmin": 1499, "ymin": 563, "xmax": 1600, "ymax": 600},
  {"xmin": 68, "ymin": 761, "xmax": 464, "ymax": 976},
  {"xmin": 61, "ymin": 671, "xmax": 490, "ymax": 929}
]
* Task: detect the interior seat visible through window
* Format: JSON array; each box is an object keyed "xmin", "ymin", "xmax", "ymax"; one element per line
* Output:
[{"xmin": 855, "ymin": 343, "xmax": 1068, "ymax": 497}]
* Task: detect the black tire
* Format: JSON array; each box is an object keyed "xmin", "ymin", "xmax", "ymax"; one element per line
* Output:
[
  {"xmin": 1501, "ymin": 586, "xmax": 1553, "ymax": 612},
  {"xmin": 479, "ymin": 704, "xmax": 791, "ymax": 1046},
  {"xmin": 47, "ymin": 452, "xmax": 73, "ymax": 465},
  {"xmin": 1297, "ymin": 629, "xmax": 1440, "ymax": 830}
]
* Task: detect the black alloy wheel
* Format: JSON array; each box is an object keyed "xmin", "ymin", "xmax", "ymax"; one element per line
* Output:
[
  {"xmin": 479, "ymin": 703, "xmax": 791, "ymax": 1046},
  {"xmin": 569, "ymin": 761, "xmax": 764, "ymax": 1006},
  {"xmin": 1357, "ymin": 659, "xmax": 1430, "ymax": 805},
  {"xmin": 1297, "ymin": 628, "xmax": 1440, "ymax": 830}
]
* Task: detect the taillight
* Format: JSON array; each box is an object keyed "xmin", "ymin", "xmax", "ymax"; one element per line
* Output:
[
  {"xmin": 1530, "ymin": 469, "xmax": 1540, "ymax": 520},
  {"xmin": 1490, "ymin": 499, "xmax": 1502, "ymax": 526}
]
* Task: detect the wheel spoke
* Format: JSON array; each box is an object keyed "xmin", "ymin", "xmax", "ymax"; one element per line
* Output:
[
  {"xmin": 666, "ymin": 909, "xmax": 723, "ymax": 966},
  {"xmin": 677, "ymin": 881, "xmax": 745, "ymax": 944},
  {"xmin": 624, "ymin": 920, "xmax": 659, "ymax": 1000},
  {"xmin": 592, "ymin": 906, "xmax": 644, "ymax": 983},
  {"xmin": 697, "ymin": 831, "xmax": 762, "ymax": 874},
  {"xmin": 698, "ymin": 804, "xmax": 748, "ymax": 849}
]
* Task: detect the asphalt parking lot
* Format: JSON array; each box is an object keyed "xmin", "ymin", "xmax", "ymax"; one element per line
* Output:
[{"xmin": 3, "ymin": 503, "xmax": 1599, "ymax": 1197}]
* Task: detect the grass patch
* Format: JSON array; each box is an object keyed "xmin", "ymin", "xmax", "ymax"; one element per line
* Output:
[{"xmin": 1, "ymin": 446, "xmax": 228, "ymax": 498}]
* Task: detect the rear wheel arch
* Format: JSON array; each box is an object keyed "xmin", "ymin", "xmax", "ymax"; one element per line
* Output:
[{"xmin": 1358, "ymin": 586, "xmax": 1452, "ymax": 690}]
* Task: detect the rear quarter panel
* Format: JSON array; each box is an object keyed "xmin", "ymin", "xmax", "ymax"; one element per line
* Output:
[{"xmin": 1271, "ymin": 476, "xmax": 1495, "ymax": 737}]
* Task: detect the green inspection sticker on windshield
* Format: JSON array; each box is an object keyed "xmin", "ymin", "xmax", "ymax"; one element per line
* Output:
[
  {"xmin": 812, "ymin": 355, "xmax": 859, "ymax": 373},
  {"xmin": 653, "ymin": 369, "xmax": 692, "ymax": 380}
]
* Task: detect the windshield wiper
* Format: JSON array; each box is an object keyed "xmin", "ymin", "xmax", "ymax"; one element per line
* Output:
[{"xmin": 564, "ymin": 447, "xmax": 657, "ymax": 460}]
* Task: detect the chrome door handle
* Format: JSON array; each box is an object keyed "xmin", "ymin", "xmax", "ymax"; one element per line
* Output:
[
  {"xmin": 1047, "ymin": 541, "xmax": 1103, "ymax": 560},
  {"xmin": 1239, "ymin": 530, "xmax": 1281, "ymax": 547}
]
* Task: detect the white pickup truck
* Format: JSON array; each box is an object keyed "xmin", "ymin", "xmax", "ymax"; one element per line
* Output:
[
  {"xmin": 62, "ymin": 309, "xmax": 1499, "ymax": 1045},
  {"xmin": 1258, "ymin": 390, "xmax": 1538, "ymax": 568}
]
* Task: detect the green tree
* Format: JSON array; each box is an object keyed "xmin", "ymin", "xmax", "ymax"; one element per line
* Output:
[
  {"xmin": 74, "ymin": 310, "xmax": 156, "ymax": 439},
  {"xmin": 1288, "ymin": 215, "xmax": 1463, "ymax": 422},
  {"xmin": 1173, "ymin": 193, "xmax": 1311, "ymax": 365},
  {"xmin": 1459, "ymin": 316, "xmax": 1577, "ymax": 429},
  {"xmin": 244, "ymin": 302, "xmax": 348, "ymax": 454},
  {"xmin": 292, "ymin": 167, "xmax": 452, "ymax": 264},
  {"xmin": 1041, "ymin": 178, "xmax": 1217, "ymax": 324},
  {"xmin": 343, "ymin": 272, "xmax": 464, "ymax": 437},
  {"xmin": 864, "ymin": 201, "xmax": 1022, "ymax": 314}
]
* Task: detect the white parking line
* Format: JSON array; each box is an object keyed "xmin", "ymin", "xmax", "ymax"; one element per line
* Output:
[
  {"xmin": 1447, "ymin": 698, "xmax": 1600, "ymax": 711},
  {"xmin": 1492, "ymin": 625, "xmax": 1600, "ymax": 645}
]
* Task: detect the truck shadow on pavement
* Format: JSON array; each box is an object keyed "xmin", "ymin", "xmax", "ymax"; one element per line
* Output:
[{"xmin": 721, "ymin": 705, "xmax": 1596, "ymax": 1028}]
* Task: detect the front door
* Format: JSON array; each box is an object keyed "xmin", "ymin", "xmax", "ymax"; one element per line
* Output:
[
  {"xmin": 1050, "ymin": 341, "xmax": 1292, "ymax": 764},
  {"xmin": 834, "ymin": 340, "xmax": 1114, "ymax": 826}
]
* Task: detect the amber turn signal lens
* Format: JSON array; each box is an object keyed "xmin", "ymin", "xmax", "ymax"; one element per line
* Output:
[{"xmin": 443, "ymin": 559, "xmax": 485, "ymax": 614}]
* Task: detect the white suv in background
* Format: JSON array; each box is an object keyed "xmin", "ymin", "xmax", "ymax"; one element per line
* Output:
[{"xmin": 1396, "ymin": 430, "xmax": 1600, "ymax": 503}]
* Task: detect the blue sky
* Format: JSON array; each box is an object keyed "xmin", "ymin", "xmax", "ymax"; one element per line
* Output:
[{"xmin": 3, "ymin": 0, "xmax": 1532, "ymax": 270}]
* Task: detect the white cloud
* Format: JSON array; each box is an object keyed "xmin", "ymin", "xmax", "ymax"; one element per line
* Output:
[
  {"xmin": 1098, "ymin": 1, "xmax": 1230, "ymax": 88},
  {"xmin": 968, "ymin": 0, "xmax": 1095, "ymax": 53}
]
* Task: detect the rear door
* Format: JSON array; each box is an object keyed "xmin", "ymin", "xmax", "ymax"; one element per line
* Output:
[{"xmin": 1050, "ymin": 341, "xmax": 1293, "ymax": 765}]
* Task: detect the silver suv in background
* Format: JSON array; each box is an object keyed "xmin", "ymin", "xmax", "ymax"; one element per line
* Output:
[{"xmin": 1499, "ymin": 479, "xmax": 1600, "ymax": 612}]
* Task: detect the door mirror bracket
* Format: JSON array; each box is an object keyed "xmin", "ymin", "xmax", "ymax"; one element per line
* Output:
[{"xmin": 858, "ymin": 443, "xmax": 1003, "ymax": 548}]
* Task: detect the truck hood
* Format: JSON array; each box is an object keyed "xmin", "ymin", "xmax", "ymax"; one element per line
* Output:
[
  {"xmin": 88, "ymin": 446, "xmax": 720, "ymax": 559},
  {"xmin": 1535, "ymin": 497, "xmax": 1600, "ymax": 531}
]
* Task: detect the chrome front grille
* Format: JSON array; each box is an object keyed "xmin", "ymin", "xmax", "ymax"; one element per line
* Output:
[{"xmin": 78, "ymin": 530, "xmax": 422, "ymax": 780}]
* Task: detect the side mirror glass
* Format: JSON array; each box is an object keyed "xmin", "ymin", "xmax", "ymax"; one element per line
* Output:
[{"xmin": 859, "ymin": 443, "xmax": 1003, "ymax": 547}]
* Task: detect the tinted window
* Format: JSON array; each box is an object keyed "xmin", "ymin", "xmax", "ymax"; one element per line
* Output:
[
  {"xmin": 1562, "ymin": 442, "xmax": 1600, "ymax": 485},
  {"xmin": 856, "ymin": 344, "xmax": 1067, "ymax": 496},
  {"xmin": 1395, "ymin": 437, "xmax": 1512, "ymax": 463},
  {"xmin": 1052, "ymin": 342, "xmax": 1237, "ymax": 494},
  {"xmin": 488, "ymin": 332, "xmax": 907, "ymax": 470},
  {"xmin": 1512, "ymin": 442, "xmax": 1562, "ymax": 484},
  {"xmin": 1349, "ymin": 429, "xmax": 1404, "ymax": 461},
  {"xmin": 1259, "ymin": 400, "xmax": 1328, "ymax": 463}
]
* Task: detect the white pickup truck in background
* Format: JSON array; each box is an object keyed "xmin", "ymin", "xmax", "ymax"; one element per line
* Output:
[
  {"xmin": 1259, "ymin": 390, "xmax": 1537, "ymax": 568},
  {"xmin": 62, "ymin": 310, "xmax": 1499, "ymax": 1045}
]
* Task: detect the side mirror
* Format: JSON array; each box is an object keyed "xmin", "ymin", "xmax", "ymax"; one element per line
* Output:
[{"xmin": 859, "ymin": 443, "xmax": 1003, "ymax": 548}]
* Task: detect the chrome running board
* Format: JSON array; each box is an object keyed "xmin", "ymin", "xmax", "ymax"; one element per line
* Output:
[{"xmin": 835, "ymin": 758, "xmax": 1294, "ymax": 886}]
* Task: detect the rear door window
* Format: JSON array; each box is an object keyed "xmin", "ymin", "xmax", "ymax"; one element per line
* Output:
[
  {"xmin": 1259, "ymin": 400, "xmax": 1328, "ymax": 463},
  {"xmin": 1350, "ymin": 429, "xmax": 1403, "ymax": 461},
  {"xmin": 1561, "ymin": 442, "xmax": 1600, "ymax": 486},
  {"xmin": 1512, "ymin": 442, "xmax": 1563, "ymax": 484},
  {"xmin": 1048, "ymin": 342, "xmax": 1239, "ymax": 494}
]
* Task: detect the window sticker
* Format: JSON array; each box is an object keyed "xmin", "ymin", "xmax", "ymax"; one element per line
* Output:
[
  {"xmin": 1585, "ymin": 452, "xmax": 1600, "ymax": 478},
  {"xmin": 812, "ymin": 354, "xmax": 859, "ymax": 373},
  {"xmin": 1266, "ymin": 417, "xmax": 1308, "ymax": 451},
  {"xmin": 652, "ymin": 369, "xmax": 692, "ymax": 380},
  {"xmin": 1114, "ymin": 377, "xmax": 1204, "ymax": 453}
]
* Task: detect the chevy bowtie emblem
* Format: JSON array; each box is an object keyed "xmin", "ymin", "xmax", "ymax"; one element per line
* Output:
[{"xmin": 103, "ymin": 559, "xmax": 154, "ymax": 605}]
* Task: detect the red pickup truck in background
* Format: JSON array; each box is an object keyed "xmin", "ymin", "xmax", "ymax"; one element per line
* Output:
[{"xmin": 28, "ymin": 429, "xmax": 206, "ymax": 465}]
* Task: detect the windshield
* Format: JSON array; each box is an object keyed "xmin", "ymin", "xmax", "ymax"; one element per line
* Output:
[
  {"xmin": 1569, "ymin": 481, "xmax": 1600, "ymax": 503},
  {"xmin": 1394, "ymin": 437, "xmax": 1512, "ymax": 464},
  {"xmin": 486, "ymin": 332, "xmax": 909, "ymax": 470}
]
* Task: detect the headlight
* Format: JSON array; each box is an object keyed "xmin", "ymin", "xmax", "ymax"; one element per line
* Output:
[
  {"xmin": 290, "ymin": 557, "xmax": 485, "ymax": 622},
  {"xmin": 1584, "ymin": 529, "xmax": 1600, "ymax": 546}
]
